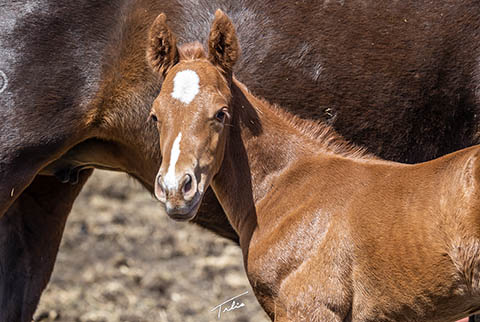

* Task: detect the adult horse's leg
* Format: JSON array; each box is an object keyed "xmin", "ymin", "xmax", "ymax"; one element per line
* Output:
[{"xmin": 0, "ymin": 171, "xmax": 92, "ymax": 322}]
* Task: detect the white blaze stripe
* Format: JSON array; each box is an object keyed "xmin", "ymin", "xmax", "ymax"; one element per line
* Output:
[
  {"xmin": 171, "ymin": 69, "xmax": 200, "ymax": 104},
  {"xmin": 164, "ymin": 132, "xmax": 182, "ymax": 189}
]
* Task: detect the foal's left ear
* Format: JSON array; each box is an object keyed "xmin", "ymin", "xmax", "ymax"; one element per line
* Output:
[
  {"xmin": 146, "ymin": 13, "xmax": 179, "ymax": 77},
  {"xmin": 208, "ymin": 10, "xmax": 240, "ymax": 74}
]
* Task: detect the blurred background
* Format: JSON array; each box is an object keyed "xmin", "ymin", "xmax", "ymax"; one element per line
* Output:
[{"xmin": 34, "ymin": 170, "xmax": 270, "ymax": 322}]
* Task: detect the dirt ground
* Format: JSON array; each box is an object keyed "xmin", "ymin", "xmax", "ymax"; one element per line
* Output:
[{"xmin": 34, "ymin": 170, "xmax": 270, "ymax": 322}]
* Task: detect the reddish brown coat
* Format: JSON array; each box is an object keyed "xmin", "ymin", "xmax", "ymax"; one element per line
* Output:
[{"xmin": 149, "ymin": 11, "xmax": 480, "ymax": 321}]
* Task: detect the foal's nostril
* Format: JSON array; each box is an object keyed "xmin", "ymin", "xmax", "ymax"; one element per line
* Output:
[
  {"xmin": 182, "ymin": 174, "xmax": 192, "ymax": 195},
  {"xmin": 156, "ymin": 175, "xmax": 166, "ymax": 197}
]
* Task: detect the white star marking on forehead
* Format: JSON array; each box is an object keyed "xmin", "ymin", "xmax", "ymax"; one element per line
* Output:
[{"xmin": 171, "ymin": 69, "xmax": 200, "ymax": 104}]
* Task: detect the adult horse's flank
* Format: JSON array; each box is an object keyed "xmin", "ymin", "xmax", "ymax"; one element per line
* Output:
[
  {"xmin": 149, "ymin": 11, "xmax": 480, "ymax": 321},
  {"xmin": 2, "ymin": 1, "xmax": 480, "ymax": 321}
]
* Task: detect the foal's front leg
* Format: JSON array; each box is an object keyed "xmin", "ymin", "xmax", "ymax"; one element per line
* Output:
[
  {"xmin": 274, "ymin": 302, "xmax": 347, "ymax": 322},
  {"xmin": 274, "ymin": 282, "xmax": 350, "ymax": 321},
  {"xmin": 0, "ymin": 171, "xmax": 91, "ymax": 322},
  {"xmin": 275, "ymin": 249, "xmax": 352, "ymax": 322}
]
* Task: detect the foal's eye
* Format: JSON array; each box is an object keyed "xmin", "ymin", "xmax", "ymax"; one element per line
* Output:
[
  {"xmin": 150, "ymin": 113, "xmax": 158, "ymax": 123},
  {"xmin": 214, "ymin": 108, "xmax": 228, "ymax": 123}
]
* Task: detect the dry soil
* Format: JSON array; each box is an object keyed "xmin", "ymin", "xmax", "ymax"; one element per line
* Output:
[{"xmin": 34, "ymin": 170, "xmax": 270, "ymax": 322}]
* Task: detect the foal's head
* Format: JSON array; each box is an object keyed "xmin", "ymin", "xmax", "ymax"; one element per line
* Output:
[{"xmin": 147, "ymin": 10, "xmax": 239, "ymax": 221}]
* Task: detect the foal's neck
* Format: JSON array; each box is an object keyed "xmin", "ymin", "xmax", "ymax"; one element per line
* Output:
[{"xmin": 211, "ymin": 78, "xmax": 367, "ymax": 247}]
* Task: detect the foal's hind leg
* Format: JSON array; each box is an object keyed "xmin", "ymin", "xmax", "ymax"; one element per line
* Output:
[{"xmin": 0, "ymin": 171, "xmax": 91, "ymax": 322}]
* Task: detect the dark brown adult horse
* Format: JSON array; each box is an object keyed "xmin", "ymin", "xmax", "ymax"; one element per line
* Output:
[
  {"xmin": 149, "ymin": 10, "xmax": 480, "ymax": 321},
  {"xmin": 2, "ymin": 0, "xmax": 480, "ymax": 321}
]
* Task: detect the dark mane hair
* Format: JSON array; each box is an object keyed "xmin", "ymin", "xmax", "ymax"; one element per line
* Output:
[{"xmin": 178, "ymin": 41, "xmax": 206, "ymax": 60}]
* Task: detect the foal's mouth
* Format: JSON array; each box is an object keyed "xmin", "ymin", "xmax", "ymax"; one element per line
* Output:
[{"xmin": 164, "ymin": 192, "xmax": 202, "ymax": 222}]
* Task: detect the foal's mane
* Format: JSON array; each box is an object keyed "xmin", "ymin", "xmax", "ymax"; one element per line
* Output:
[
  {"xmin": 177, "ymin": 42, "xmax": 370, "ymax": 160},
  {"xmin": 266, "ymin": 102, "xmax": 371, "ymax": 159},
  {"xmin": 233, "ymin": 79, "xmax": 371, "ymax": 160}
]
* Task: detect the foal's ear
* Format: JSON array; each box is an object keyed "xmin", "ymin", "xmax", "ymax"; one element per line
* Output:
[
  {"xmin": 208, "ymin": 10, "xmax": 240, "ymax": 73},
  {"xmin": 147, "ymin": 13, "xmax": 179, "ymax": 77}
]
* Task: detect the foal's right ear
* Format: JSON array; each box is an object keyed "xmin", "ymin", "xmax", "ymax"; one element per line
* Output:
[{"xmin": 146, "ymin": 13, "xmax": 179, "ymax": 77}]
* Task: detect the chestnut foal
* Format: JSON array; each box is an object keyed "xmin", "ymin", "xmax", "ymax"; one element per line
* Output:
[{"xmin": 148, "ymin": 10, "xmax": 480, "ymax": 321}]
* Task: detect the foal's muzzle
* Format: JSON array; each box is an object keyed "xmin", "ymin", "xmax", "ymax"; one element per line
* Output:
[{"xmin": 155, "ymin": 171, "xmax": 200, "ymax": 221}]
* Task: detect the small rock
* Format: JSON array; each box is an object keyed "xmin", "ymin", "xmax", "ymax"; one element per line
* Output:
[{"xmin": 34, "ymin": 310, "xmax": 60, "ymax": 321}]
